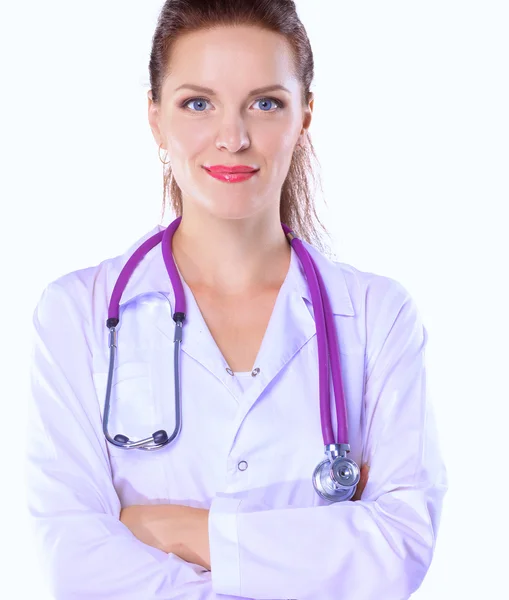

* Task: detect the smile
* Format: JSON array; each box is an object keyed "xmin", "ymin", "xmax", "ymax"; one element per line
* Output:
[{"xmin": 203, "ymin": 169, "xmax": 259, "ymax": 183}]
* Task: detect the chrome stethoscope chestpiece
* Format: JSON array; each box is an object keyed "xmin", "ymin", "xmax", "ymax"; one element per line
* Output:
[{"xmin": 312, "ymin": 444, "xmax": 361, "ymax": 502}]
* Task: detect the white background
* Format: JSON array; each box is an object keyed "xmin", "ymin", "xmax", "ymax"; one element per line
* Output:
[{"xmin": 1, "ymin": 0, "xmax": 507, "ymax": 598}]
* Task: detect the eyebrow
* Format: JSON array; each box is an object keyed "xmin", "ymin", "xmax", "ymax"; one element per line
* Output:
[{"xmin": 173, "ymin": 83, "xmax": 291, "ymax": 96}]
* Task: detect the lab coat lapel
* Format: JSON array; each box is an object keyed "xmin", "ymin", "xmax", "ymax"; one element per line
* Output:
[
  {"xmin": 114, "ymin": 225, "xmax": 252, "ymax": 396},
  {"xmin": 117, "ymin": 230, "xmax": 237, "ymax": 395},
  {"xmin": 231, "ymin": 240, "xmax": 356, "ymax": 417}
]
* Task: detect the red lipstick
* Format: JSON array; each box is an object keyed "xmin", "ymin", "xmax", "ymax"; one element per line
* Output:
[
  {"xmin": 205, "ymin": 165, "xmax": 258, "ymax": 173},
  {"xmin": 203, "ymin": 164, "xmax": 260, "ymax": 183}
]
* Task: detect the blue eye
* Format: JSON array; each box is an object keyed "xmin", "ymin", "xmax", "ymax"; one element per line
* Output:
[
  {"xmin": 181, "ymin": 96, "xmax": 284, "ymax": 113},
  {"xmin": 253, "ymin": 97, "xmax": 284, "ymax": 111},
  {"xmin": 184, "ymin": 98, "xmax": 209, "ymax": 112}
]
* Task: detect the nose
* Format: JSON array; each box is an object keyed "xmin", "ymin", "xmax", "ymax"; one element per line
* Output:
[{"xmin": 215, "ymin": 118, "xmax": 251, "ymax": 153}]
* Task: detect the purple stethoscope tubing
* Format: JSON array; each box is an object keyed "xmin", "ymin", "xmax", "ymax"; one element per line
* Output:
[{"xmin": 103, "ymin": 216, "xmax": 360, "ymax": 502}]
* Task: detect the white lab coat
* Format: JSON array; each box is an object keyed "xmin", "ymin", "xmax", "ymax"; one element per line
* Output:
[{"xmin": 25, "ymin": 223, "xmax": 448, "ymax": 600}]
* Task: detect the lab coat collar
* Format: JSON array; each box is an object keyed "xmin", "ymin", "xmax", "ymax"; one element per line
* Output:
[{"xmin": 115, "ymin": 223, "xmax": 355, "ymax": 318}]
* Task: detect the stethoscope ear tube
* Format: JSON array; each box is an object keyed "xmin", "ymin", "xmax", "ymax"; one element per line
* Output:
[
  {"xmin": 101, "ymin": 318, "xmax": 183, "ymax": 451},
  {"xmin": 284, "ymin": 228, "xmax": 360, "ymax": 503}
]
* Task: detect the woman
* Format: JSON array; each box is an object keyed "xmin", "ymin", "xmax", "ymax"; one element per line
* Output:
[{"xmin": 25, "ymin": 1, "xmax": 448, "ymax": 599}]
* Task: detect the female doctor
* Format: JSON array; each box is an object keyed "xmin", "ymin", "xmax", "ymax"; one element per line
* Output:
[{"xmin": 25, "ymin": 1, "xmax": 448, "ymax": 599}]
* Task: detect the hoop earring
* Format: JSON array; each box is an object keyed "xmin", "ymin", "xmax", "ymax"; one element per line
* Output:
[{"xmin": 158, "ymin": 143, "xmax": 171, "ymax": 165}]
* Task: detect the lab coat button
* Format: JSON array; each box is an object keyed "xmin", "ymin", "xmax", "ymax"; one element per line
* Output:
[{"xmin": 237, "ymin": 460, "xmax": 248, "ymax": 471}]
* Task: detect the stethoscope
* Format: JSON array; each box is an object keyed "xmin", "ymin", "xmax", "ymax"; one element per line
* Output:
[{"xmin": 103, "ymin": 216, "xmax": 360, "ymax": 502}]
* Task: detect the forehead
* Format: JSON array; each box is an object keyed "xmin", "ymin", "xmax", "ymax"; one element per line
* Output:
[{"xmin": 166, "ymin": 25, "xmax": 297, "ymax": 88}]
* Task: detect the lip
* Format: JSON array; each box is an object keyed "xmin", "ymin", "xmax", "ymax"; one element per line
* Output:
[
  {"xmin": 204, "ymin": 169, "xmax": 258, "ymax": 183},
  {"xmin": 204, "ymin": 165, "xmax": 259, "ymax": 174}
]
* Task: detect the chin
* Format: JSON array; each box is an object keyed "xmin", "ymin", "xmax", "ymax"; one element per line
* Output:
[{"xmin": 203, "ymin": 201, "xmax": 261, "ymax": 221}]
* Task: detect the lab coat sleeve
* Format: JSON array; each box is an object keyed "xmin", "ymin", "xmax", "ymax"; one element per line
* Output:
[
  {"xmin": 24, "ymin": 280, "xmax": 251, "ymax": 600},
  {"xmin": 207, "ymin": 279, "xmax": 449, "ymax": 600}
]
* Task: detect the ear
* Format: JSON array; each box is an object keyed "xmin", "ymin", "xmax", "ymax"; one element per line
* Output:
[
  {"xmin": 147, "ymin": 90, "xmax": 163, "ymax": 146},
  {"xmin": 299, "ymin": 92, "xmax": 314, "ymax": 143}
]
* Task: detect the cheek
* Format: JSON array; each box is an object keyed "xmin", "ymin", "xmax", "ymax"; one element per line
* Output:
[
  {"xmin": 165, "ymin": 117, "xmax": 209, "ymax": 157},
  {"xmin": 260, "ymin": 130, "xmax": 298, "ymax": 179},
  {"xmin": 258, "ymin": 124, "xmax": 298, "ymax": 158}
]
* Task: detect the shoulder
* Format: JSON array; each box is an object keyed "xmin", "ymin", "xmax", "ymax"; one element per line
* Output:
[
  {"xmin": 301, "ymin": 242, "xmax": 424, "ymax": 364},
  {"xmin": 32, "ymin": 224, "xmax": 164, "ymax": 326},
  {"xmin": 305, "ymin": 241, "xmax": 416, "ymax": 319},
  {"xmin": 335, "ymin": 258, "xmax": 415, "ymax": 314},
  {"xmin": 335, "ymin": 258, "xmax": 423, "ymax": 333},
  {"xmin": 332, "ymin": 259, "xmax": 426, "ymax": 377}
]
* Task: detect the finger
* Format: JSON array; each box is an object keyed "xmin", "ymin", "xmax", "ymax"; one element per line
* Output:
[{"xmin": 351, "ymin": 463, "xmax": 370, "ymax": 501}]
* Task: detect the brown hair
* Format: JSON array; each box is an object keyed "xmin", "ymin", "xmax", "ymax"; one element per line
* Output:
[{"xmin": 149, "ymin": 0, "xmax": 332, "ymax": 256}]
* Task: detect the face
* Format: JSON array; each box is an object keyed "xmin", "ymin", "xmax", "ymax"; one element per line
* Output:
[{"xmin": 148, "ymin": 25, "xmax": 313, "ymax": 221}]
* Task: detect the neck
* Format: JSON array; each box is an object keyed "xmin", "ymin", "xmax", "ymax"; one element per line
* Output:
[{"xmin": 171, "ymin": 209, "xmax": 292, "ymax": 297}]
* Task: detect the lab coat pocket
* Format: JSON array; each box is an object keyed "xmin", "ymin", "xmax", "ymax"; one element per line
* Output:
[
  {"xmin": 93, "ymin": 361, "xmax": 159, "ymax": 458},
  {"xmin": 114, "ymin": 360, "xmax": 151, "ymax": 384},
  {"xmin": 92, "ymin": 364, "xmax": 170, "ymax": 505}
]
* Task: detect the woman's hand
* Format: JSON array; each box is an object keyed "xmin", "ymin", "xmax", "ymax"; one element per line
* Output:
[
  {"xmin": 172, "ymin": 507, "xmax": 211, "ymax": 571},
  {"xmin": 120, "ymin": 504, "xmax": 183, "ymax": 554},
  {"xmin": 120, "ymin": 504, "xmax": 211, "ymax": 570},
  {"xmin": 351, "ymin": 463, "xmax": 370, "ymax": 501}
]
